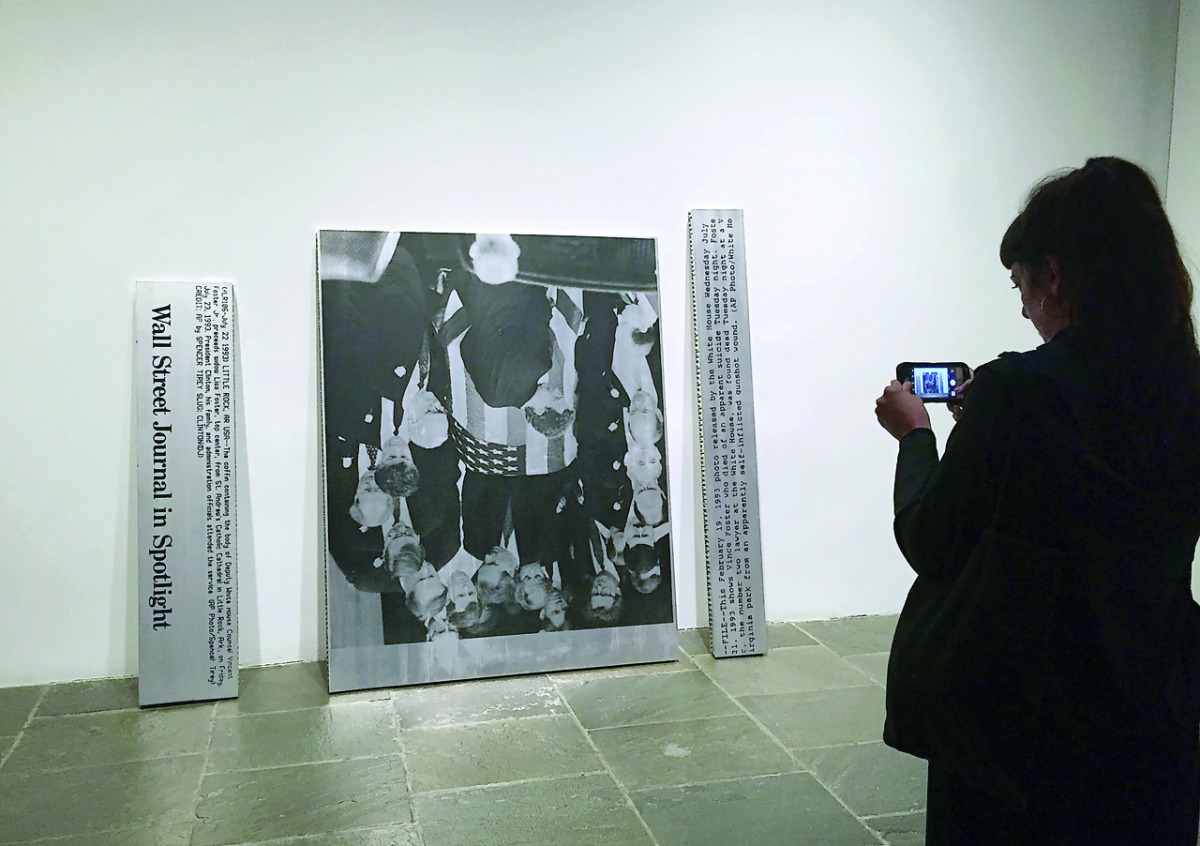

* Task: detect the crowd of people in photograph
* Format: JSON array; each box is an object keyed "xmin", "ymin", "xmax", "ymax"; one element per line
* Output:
[{"xmin": 321, "ymin": 232, "xmax": 672, "ymax": 644}]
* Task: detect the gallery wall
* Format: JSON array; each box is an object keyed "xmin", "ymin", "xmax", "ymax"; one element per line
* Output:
[{"xmin": 0, "ymin": 0, "xmax": 1185, "ymax": 685}]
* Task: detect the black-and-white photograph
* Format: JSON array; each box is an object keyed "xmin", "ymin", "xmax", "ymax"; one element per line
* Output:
[{"xmin": 318, "ymin": 230, "xmax": 676, "ymax": 690}]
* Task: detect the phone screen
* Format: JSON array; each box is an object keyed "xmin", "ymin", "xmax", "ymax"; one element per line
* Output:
[
  {"xmin": 897, "ymin": 362, "xmax": 967, "ymax": 402},
  {"xmin": 912, "ymin": 366, "xmax": 957, "ymax": 399}
]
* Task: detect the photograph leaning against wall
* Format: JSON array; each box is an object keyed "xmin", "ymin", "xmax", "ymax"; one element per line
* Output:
[{"xmin": 316, "ymin": 230, "xmax": 678, "ymax": 691}]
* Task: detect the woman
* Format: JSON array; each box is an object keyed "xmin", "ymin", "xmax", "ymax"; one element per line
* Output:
[{"xmin": 875, "ymin": 157, "xmax": 1200, "ymax": 844}]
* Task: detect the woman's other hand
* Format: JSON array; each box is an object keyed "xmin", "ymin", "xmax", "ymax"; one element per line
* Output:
[
  {"xmin": 946, "ymin": 375, "xmax": 974, "ymax": 422},
  {"xmin": 875, "ymin": 380, "xmax": 932, "ymax": 440}
]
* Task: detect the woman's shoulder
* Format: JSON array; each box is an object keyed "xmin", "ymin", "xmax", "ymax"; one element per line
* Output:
[
  {"xmin": 975, "ymin": 350, "xmax": 1031, "ymax": 379},
  {"xmin": 975, "ymin": 330, "xmax": 1092, "ymax": 394},
  {"xmin": 970, "ymin": 348, "xmax": 1043, "ymax": 395},
  {"xmin": 963, "ymin": 341, "xmax": 1086, "ymax": 431}
]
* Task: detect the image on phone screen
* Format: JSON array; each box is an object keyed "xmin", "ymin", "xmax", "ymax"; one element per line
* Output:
[{"xmin": 913, "ymin": 366, "xmax": 954, "ymax": 398}]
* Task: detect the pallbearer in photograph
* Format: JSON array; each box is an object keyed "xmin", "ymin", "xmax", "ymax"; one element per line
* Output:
[
  {"xmin": 688, "ymin": 210, "xmax": 767, "ymax": 657},
  {"xmin": 134, "ymin": 281, "xmax": 238, "ymax": 706},
  {"xmin": 317, "ymin": 231, "xmax": 677, "ymax": 692}
]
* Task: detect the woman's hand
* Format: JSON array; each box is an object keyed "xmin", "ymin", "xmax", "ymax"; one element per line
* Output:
[
  {"xmin": 947, "ymin": 376, "xmax": 974, "ymax": 422},
  {"xmin": 875, "ymin": 380, "xmax": 932, "ymax": 441}
]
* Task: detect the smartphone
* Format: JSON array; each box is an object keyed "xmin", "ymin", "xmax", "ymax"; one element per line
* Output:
[{"xmin": 896, "ymin": 362, "xmax": 970, "ymax": 402}]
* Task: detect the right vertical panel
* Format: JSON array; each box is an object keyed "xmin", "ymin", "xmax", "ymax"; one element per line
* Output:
[{"xmin": 689, "ymin": 210, "xmax": 767, "ymax": 657}]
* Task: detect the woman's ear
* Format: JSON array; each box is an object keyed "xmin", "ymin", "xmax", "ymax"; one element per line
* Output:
[{"xmin": 1042, "ymin": 255, "xmax": 1063, "ymax": 297}]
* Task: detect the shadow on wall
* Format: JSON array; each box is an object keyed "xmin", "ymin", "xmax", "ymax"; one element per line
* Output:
[
  {"xmin": 114, "ymin": 309, "xmax": 139, "ymax": 676},
  {"xmin": 233, "ymin": 298, "xmax": 261, "ymax": 666}
]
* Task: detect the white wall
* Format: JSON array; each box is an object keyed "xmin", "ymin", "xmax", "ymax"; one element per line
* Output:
[
  {"xmin": 0, "ymin": 0, "xmax": 1182, "ymax": 686},
  {"xmin": 1167, "ymin": 0, "xmax": 1200, "ymax": 598},
  {"xmin": 1171, "ymin": 0, "xmax": 1200, "ymax": 246}
]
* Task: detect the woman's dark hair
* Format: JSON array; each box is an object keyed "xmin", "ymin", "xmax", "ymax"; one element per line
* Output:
[{"xmin": 999, "ymin": 157, "xmax": 1200, "ymax": 397}]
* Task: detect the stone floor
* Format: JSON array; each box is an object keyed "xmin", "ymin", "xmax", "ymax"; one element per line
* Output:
[{"xmin": 0, "ymin": 615, "xmax": 930, "ymax": 846}]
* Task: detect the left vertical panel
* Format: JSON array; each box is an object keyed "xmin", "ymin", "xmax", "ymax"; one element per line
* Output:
[{"xmin": 134, "ymin": 281, "xmax": 238, "ymax": 706}]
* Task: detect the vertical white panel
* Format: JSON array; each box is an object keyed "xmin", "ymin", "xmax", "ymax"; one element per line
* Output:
[
  {"xmin": 135, "ymin": 281, "xmax": 237, "ymax": 704},
  {"xmin": 689, "ymin": 211, "xmax": 766, "ymax": 656}
]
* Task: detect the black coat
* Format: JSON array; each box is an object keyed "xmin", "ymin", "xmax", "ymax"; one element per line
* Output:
[{"xmin": 885, "ymin": 326, "xmax": 1200, "ymax": 777}]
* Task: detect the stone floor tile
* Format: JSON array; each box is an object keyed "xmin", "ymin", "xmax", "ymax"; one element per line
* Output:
[
  {"xmin": 193, "ymin": 756, "xmax": 410, "ymax": 846},
  {"xmin": 589, "ymin": 714, "xmax": 797, "ymax": 791},
  {"xmin": 331, "ymin": 687, "xmax": 394, "ymax": 704},
  {"xmin": 676, "ymin": 628, "xmax": 709, "ymax": 655},
  {"xmin": 215, "ymin": 662, "xmax": 332, "ymax": 715},
  {"xmin": 0, "ymin": 755, "xmax": 203, "ymax": 843},
  {"xmin": 208, "ymin": 701, "xmax": 399, "ymax": 772},
  {"xmin": 3, "ymin": 706, "xmax": 212, "ymax": 773},
  {"xmin": 796, "ymin": 616, "xmax": 899, "ymax": 656},
  {"xmin": 391, "ymin": 674, "xmax": 567, "ymax": 730},
  {"xmin": 692, "ymin": 645, "xmax": 872, "ymax": 697},
  {"xmin": 845, "ymin": 653, "xmax": 890, "ymax": 686},
  {"xmin": 0, "ymin": 685, "xmax": 44, "ymax": 734},
  {"xmin": 740, "ymin": 686, "xmax": 886, "ymax": 749},
  {"xmin": 12, "ymin": 822, "xmax": 194, "ymax": 845},
  {"xmin": 415, "ymin": 773, "xmax": 652, "ymax": 846},
  {"xmin": 676, "ymin": 624, "xmax": 816, "ymax": 657},
  {"xmin": 559, "ymin": 670, "xmax": 741, "ymax": 729},
  {"xmin": 863, "ymin": 811, "xmax": 926, "ymax": 846},
  {"xmin": 634, "ymin": 773, "xmax": 881, "ymax": 846},
  {"xmin": 799, "ymin": 741, "xmax": 927, "ymax": 817},
  {"xmin": 765, "ymin": 623, "xmax": 820, "ymax": 648},
  {"xmin": 547, "ymin": 653, "xmax": 695, "ymax": 682},
  {"xmin": 230, "ymin": 824, "xmax": 423, "ymax": 845},
  {"xmin": 37, "ymin": 676, "xmax": 139, "ymax": 716},
  {"xmin": 403, "ymin": 714, "xmax": 601, "ymax": 791},
  {"xmin": 213, "ymin": 663, "xmax": 388, "ymax": 717}
]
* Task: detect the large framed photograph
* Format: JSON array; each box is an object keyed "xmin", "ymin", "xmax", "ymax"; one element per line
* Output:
[{"xmin": 318, "ymin": 231, "xmax": 676, "ymax": 691}]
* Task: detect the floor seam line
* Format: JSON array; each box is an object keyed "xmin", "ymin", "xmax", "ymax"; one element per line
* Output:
[
  {"xmin": 550, "ymin": 674, "xmax": 663, "ymax": 846},
  {"xmin": 695, "ymin": 655, "xmax": 889, "ymax": 845}
]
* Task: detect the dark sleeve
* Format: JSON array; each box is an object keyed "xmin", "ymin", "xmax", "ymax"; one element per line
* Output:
[
  {"xmin": 892, "ymin": 364, "xmax": 1013, "ymax": 580},
  {"xmin": 893, "ymin": 429, "xmax": 939, "ymax": 514}
]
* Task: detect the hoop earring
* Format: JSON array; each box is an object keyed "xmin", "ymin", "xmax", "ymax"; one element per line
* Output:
[{"xmin": 1039, "ymin": 296, "xmax": 1063, "ymax": 319}]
